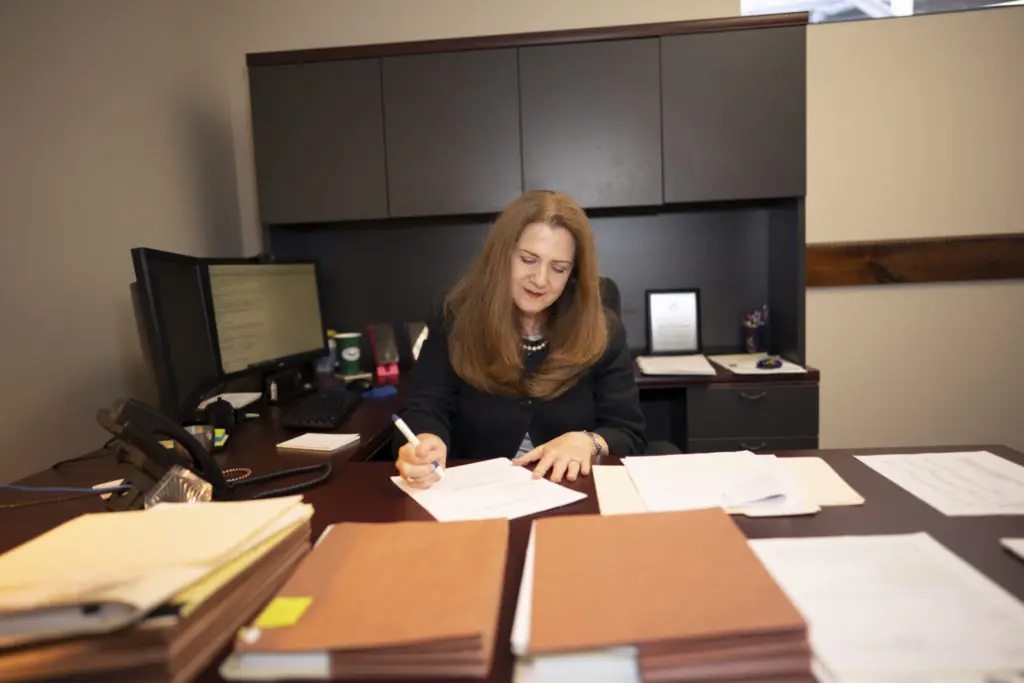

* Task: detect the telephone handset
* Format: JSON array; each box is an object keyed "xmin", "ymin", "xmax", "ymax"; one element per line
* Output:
[{"xmin": 97, "ymin": 398, "xmax": 331, "ymax": 510}]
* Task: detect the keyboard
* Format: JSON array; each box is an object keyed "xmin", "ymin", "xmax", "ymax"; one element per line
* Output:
[{"xmin": 280, "ymin": 389, "xmax": 362, "ymax": 431}]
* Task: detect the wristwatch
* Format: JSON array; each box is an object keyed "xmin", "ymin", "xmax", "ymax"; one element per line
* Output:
[{"xmin": 582, "ymin": 430, "xmax": 602, "ymax": 458}]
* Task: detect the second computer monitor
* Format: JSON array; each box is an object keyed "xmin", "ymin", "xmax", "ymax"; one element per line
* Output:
[{"xmin": 207, "ymin": 262, "xmax": 326, "ymax": 375}]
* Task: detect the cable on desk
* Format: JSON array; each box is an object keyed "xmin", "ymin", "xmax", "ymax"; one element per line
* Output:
[
  {"xmin": 0, "ymin": 493, "xmax": 100, "ymax": 510},
  {"xmin": 0, "ymin": 484, "xmax": 131, "ymax": 510},
  {"xmin": 233, "ymin": 463, "xmax": 333, "ymax": 499},
  {"xmin": 51, "ymin": 439, "xmax": 118, "ymax": 469},
  {"xmin": 1, "ymin": 485, "xmax": 131, "ymax": 494}
]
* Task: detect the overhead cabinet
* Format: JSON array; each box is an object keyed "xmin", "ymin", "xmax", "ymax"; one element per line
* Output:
[
  {"xmin": 518, "ymin": 38, "xmax": 663, "ymax": 209},
  {"xmin": 661, "ymin": 26, "xmax": 806, "ymax": 203},
  {"xmin": 382, "ymin": 49, "xmax": 523, "ymax": 218},
  {"xmin": 248, "ymin": 59, "xmax": 389, "ymax": 224}
]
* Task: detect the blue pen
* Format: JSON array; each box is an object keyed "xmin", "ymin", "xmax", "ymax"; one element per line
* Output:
[{"xmin": 392, "ymin": 414, "xmax": 444, "ymax": 477}]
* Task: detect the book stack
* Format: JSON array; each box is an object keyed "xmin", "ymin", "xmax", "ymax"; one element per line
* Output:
[
  {"xmin": 0, "ymin": 496, "xmax": 313, "ymax": 682},
  {"xmin": 221, "ymin": 517, "xmax": 509, "ymax": 680},
  {"xmin": 513, "ymin": 508, "xmax": 812, "ymax": 683}
]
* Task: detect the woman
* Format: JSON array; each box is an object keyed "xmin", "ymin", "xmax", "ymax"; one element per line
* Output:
[{"xmin": 394, "ymin": 190, "xmax": 647, "ymax": 488}]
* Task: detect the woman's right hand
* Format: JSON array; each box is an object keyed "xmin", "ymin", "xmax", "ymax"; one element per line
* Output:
[{"xmin": 396, "ymin": 433, "xmax": 447, "ymax": 489}]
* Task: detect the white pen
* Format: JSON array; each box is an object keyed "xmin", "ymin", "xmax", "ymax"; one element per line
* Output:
[{"xmin": 392, "ymin": 414, "xmax": 444, "ymax": 478}]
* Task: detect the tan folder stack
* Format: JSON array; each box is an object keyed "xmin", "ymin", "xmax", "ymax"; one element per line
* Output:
[
  {"xmin": 516, "ymin": 508, "xmax": 812, "ymax": 683},
  {"xmin": 0, "ymin": 496, "xmax": 313, "ymax": 683},
  {"xmin": 220, "ymin": 517, "xmax": 509, "ymax": 680}
]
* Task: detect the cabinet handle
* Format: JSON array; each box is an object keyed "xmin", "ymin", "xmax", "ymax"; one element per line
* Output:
[
  {"xmin": 741, "ymin": 441, "xmax": 768, "ymax": 451},
  {"xmin": 739, "ymin": 391, "xmax": 767, "ymax": 400}
]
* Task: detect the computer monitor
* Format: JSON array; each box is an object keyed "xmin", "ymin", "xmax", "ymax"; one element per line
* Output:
[
  {"xmin": 131, "ymin": 247, "xmax": 223, "ymax": 422},
  {"xmin": 206, "ymin": 262, "xmax": 327, "ymax": 376}
]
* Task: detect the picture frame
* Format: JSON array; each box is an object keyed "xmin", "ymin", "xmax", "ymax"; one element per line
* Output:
[{"xmin": 644, "ymin": 288, "xmax": 702, "ymax": 355}]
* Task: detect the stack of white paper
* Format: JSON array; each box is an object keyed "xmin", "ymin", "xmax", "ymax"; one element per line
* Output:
[
  {"xmin": 749, "ymin": 533, "xmax": 1024, "ymax": 683},
  {"xmin": 595, "ymin": 456, "xmax": 863, "ymax": 517},
  {"xmin": 620, "ymin": 452, "xmax": 820, "ymax": 517},
  {"xmin": 390, "ymin": 458, "xmax": 587, "ymax": 522},
  {"xmin": 635, "ymin": 354, "xmax": 716, "ymax": 376},
  {"xmin": 856, "ymin": 450, "xmax": 1024, "ymax": 516}
]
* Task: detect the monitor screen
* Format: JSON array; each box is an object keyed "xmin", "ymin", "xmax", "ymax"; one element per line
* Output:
[
  {"xmin": 207, "ymin": 262, "xmax": 325, "ymax": 374},
  {"xmin": 131, "ymin": 248, "xmax": 222, "ymax": 421}
]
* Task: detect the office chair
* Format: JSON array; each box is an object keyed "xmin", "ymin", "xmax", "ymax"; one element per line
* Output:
[{"xmin": 599, "ymin": 277, "xmax": 682, "ymax": 456}]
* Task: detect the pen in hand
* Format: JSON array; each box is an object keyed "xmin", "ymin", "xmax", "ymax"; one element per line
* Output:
[{"xmin": 392, "ymin": 414, "xmax": 444, "ymax": 478}]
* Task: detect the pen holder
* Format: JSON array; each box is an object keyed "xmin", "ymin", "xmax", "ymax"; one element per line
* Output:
[{"xmin": 743, "ymin": 324, "xmax": 768, "ymax": 354}]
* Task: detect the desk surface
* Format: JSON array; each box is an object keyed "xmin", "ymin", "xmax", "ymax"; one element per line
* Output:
[
  {"xmin": 634, "ymin": 361, "xmax": 820, "ymax": 389},
  {"xmin": 3, "ymin": 444, "xmax": 1024, "ymax": 683}
]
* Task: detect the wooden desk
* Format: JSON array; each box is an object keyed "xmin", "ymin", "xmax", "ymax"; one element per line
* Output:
[
  {"xmin": 3, "ymin": 444, "xmax": 1023, "ymax": 683},
  {"xmin": 635, "ymin": 363, "xmax": 821, "ymax": 453}
]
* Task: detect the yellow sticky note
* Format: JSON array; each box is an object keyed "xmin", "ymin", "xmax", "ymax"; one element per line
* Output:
[{"xmin": 253, "ymin": 596, "xmax": 312, "ymax": 628}]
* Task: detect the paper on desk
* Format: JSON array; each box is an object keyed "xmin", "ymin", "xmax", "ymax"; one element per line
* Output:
[
  {"xmin": 198, "ymin": 392, "xmax": 262, "ymax": 410},
  {"xmin": 390, "ymin": 458, "xmax": 587, "ymax": 522},
  {"xmin": 635, "ymin": 354, "xmax": 716, "ymax": 376},
  {"xmin": 596, "ymin": 457, "xmax": 859, "ymax": 516},
  {"xmin": 856, "ymin": 450, "xmax": 1024, "ymax": 516},
  {"xmin": 0, "ymin": 495, "xmax": 307, "ymax": 606},
  {"xmin": 511, "ymin": 523, "xmax": 640, "ymax": 683},
  {"xmin": 708, "ymin": 353, "xmax": 806, "ymax": 375},
  {"xmin": 621, "ymin": 452, "xmax": 819, "ymax": 517},
  {"xmin": 749, "ymin": 532, "xmax": 1024, "ymax": 681},
  {"xmin": 1002, "ymin": 538, "xmax": 1024, "ymax": 563},
  {"xmin": 276, "ymin": 432, "xmax": 360, "ymax": 453},
  {"xmin": 777, "ymin": 457, "xmax": 864, "ymax": 506},
  {"xmin": 592, "ymin": 466, "xmax": 647, "ymax": 515}
]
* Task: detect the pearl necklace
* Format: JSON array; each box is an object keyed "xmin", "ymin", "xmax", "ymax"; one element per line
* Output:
[{"xmin": 520, "ymin": 338, "xmax": 548, "ymax": 353}]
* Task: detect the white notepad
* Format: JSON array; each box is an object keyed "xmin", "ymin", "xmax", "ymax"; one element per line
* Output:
[
  {"xmin": 276, "ymin": 433, "xmax": 360, "ymax": 453},
  {"xmin": 635, "ymin": 354, "xmax": 716, "ymax": 376},
  {"xmin": 391, "ymin": 458, "xmax": 587, "ymax": 522}
]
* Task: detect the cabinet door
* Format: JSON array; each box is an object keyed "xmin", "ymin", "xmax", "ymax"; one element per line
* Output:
[
  {"xmin": 519, "ymin": 39, "xmax": 662, "ymax": 209},
  {"xmin": 248, "ymin": 60, "xmax": 388, "ymax": 224},
  {"xmin": 382, "ymin": 49, "xmax": 522, "ymax": 218},
  {"xmin": 662, "ymin": 26, "xmax": 806, "ymax": 203}
]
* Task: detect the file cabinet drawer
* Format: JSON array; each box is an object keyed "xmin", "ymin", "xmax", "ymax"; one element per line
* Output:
[
  {"xmin": 687, "ymin": 436, "xmax": 818, "ymax": 454},
  {"xmin": 686, "ymin": 384, "xmax": 818, "ymax": 439}
]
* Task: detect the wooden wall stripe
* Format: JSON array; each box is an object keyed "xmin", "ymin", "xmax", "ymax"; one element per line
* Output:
[{"xmin": 806, "ymin": 233, "xmax": 1024, "ymax": 287}]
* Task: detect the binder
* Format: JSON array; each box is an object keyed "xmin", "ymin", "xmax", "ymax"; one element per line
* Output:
[
  {"xmin": 517, "ymin": 508, "xmax": 812, "ymax": 683},
  {"xmin": 222, "ymin": 518, "xmax": 509, "ymax": 680}
]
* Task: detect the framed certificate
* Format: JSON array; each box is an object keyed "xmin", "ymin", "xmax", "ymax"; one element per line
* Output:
[{"xmin": 645, "ymin": 289, "xmax": 702, "ymax": 355}]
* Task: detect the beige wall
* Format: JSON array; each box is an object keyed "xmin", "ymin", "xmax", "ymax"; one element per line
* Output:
[
  {"xmin": 0, "ymin": 0, "xmax": 243, "ymax": 483},
  {"xmin": 1, "ymin": 1, "xmax": 1021, "ymax": 482},
  {"xmin": 805, "ymin": 7, "xmax": 1024, "ymax": 451}
]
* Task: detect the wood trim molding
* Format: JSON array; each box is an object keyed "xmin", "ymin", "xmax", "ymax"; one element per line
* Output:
[
  {"xmin": 246, "ymin": 12, "xmax": 808, "ymax": 67},
  {"xmin": 806, "ymin": 233, "xmax": 1024, "ymax": 287}
]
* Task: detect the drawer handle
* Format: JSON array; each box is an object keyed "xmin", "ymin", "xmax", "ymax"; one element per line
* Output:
[
  {"xmin": 741, "ymin": 441, "xmax": 768, "ymax": 451},
  {"xmin": 739, "ymin": 391, "xmax": 767, "ymax": 401}
]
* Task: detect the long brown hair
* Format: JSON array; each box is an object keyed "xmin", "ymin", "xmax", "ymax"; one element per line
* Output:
[{"xmin": 445, "ymin": 190, "xmax": 608, "ymax": 399}]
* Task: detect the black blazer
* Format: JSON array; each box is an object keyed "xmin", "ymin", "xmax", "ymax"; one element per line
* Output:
[{"xmin": 392, "ymin": 308, "xmax": 647, "ymax": 460}]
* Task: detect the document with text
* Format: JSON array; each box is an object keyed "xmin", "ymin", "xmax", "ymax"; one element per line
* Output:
[
  {"xmin": 621, "ymin": 452, "xmax": 820, "ymax": 517},
  {"xmin": 749, "ymin": 533, "xmax": 1024, "ymax": 683},
  {"xmin": 855, "ymin": 450, "xmax": 1024, "ymax": 516},
  {"xmin": 391, "ymin": 458, "xmax": 586, "ymax": 522}
]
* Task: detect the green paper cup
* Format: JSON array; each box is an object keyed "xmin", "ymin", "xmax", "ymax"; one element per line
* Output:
[{"xmin": 334, "ymin": 333, "xmax": 362, "ymax": 375}]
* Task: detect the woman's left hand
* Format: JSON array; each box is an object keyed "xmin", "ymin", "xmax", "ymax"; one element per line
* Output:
[{"xmin": 512, "ymin": 432, "xmax": 601, "ymax": 483}]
